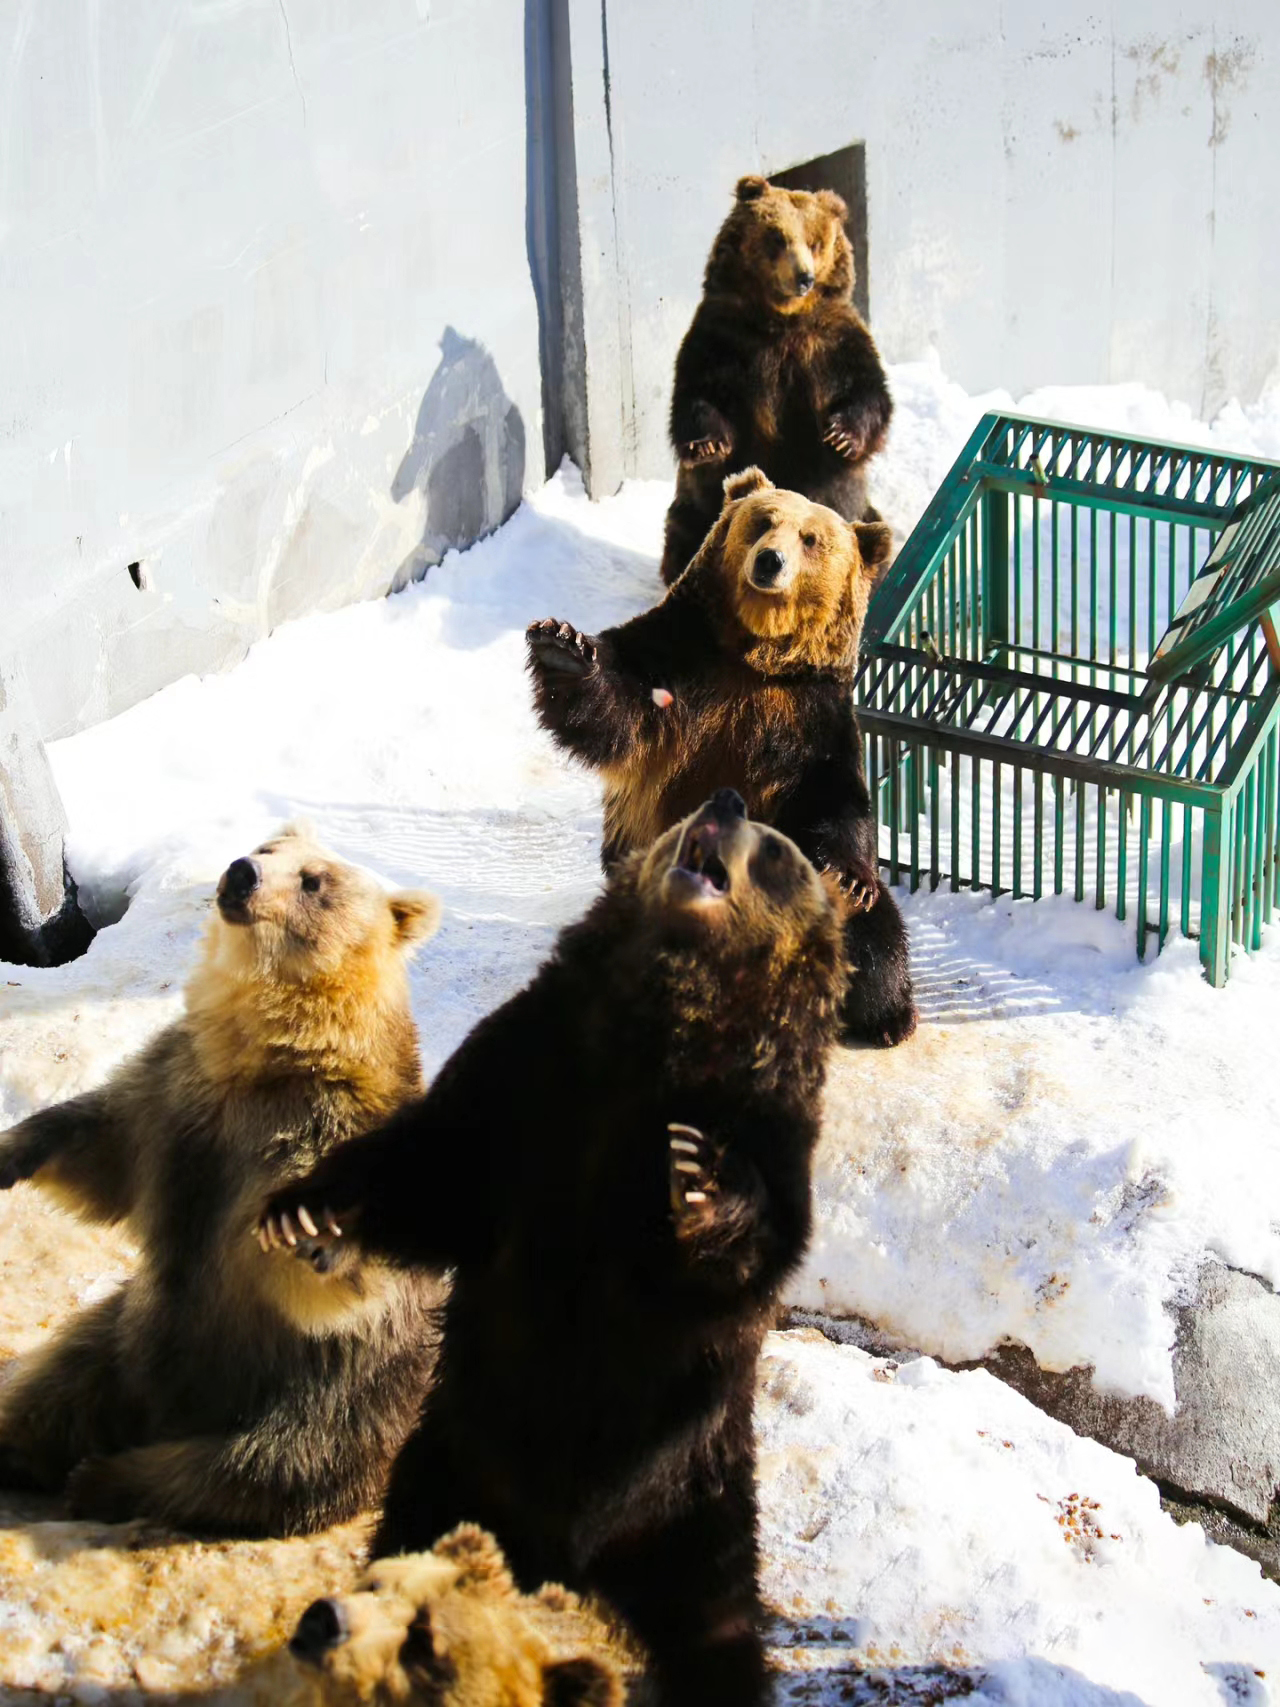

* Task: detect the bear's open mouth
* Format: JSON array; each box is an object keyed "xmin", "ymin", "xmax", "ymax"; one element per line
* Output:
[{"xmin": 671, "ymin": 827, "xmax": 732, "ymax": 900}]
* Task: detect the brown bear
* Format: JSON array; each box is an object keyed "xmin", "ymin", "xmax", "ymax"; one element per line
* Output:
[
  {"xmin": 258, "ymin": 793, "xmax": 847, "ymax": 1707},
  {"xmin": 268, "ymin": 1524, "xmax": 634, "ymax": 1707},
  {"xmin": 528, "ymin": 468, "xmax": 916, "ymax": 1048},
  {"xmin": 660, "ymin": 173, "xmax": 893, "ymax": 585},
  {"xmin": 0, "ymin": 825, "xmax": 444, "ymax": 1536}
]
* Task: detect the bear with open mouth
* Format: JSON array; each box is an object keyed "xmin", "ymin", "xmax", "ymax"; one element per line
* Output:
[{"xmin": 259, "ymin": 793, "xmax": 845, "ymax": 1707}]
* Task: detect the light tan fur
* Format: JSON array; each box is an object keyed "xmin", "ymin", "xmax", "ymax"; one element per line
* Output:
[
  {"xmin": 604, "ymin": 472, "xmax": 891, "ymax": 859},
  {"xmin": 247, "ymin": 1526, "xmax": 634, "ymax": 1707},
  {"xmin": 0, "ymin": 827, "xmax": 445, "ymax": 1533}
]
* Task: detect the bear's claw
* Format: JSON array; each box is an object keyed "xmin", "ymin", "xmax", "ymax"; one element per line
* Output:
[
  {"xmin": 823, "ymin": 417, "xmax": 872, "ymax": 463},
  {"xmin": 668, "ymin": 1123, "xmax": 719, "ymax": 1224},
  {"xmin": 526, "ymin": 619, "xmax": 598, "ymax": 678},
  {"xmin": 833, "ymin": 863, "xmax": 879, "ymax": 914}
]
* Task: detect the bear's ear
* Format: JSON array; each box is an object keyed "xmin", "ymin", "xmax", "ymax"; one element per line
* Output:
[
  {"xmin": 278, "ymin": 817, "xmax": 317, "ymax": 843},
  {"xmin": 723, "ymin": 466, "xmax": 773, "ymax": 503},
  {"xmin": 853, "ymin": 520, "xmax": 894, "ymax": 573},
  {"xmin": 432, "ymin": 1524, "xmax": 517, "ymax": 1597},
  {"xmin": 815, "ymin": 187, "xmax": 849, "ymax": 224},
  {"xmin": 542, "ymin": 1655, "xmax": 622, "ymax": 1707},
  {"xmin": 735, "ymin": 174, "xmax": 768, "ymax": 203},
  {"xmin": 388, "ymin": 890, "xmax": 442, "ymax": 949}
]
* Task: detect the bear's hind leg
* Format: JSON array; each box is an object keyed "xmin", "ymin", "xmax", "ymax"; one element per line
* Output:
[
  {"xmin": 840, "ymin": 880, "xmax": 917, "ymax": 1048},
  {"xmin": 0, "ymin": 1292, "xmax": 129, "ymax": 1491},
  {"xmin": 589, "ymin": 1478, "xmax": 767, "ymax": 1707}
]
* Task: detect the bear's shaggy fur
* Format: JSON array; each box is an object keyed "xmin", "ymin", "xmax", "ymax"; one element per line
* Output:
[
  {"xmin": 660, "ymin": 174, "xmax": 893, "ymax": 584},
  {"xmin": 0, "ymin": 825, "xmax": 445, "ymax": 1536},
  {"xmin": 259, "ymin": 796, "xmax": 846, "ymax": 1707},
  {"xmin": 262, "ymin": 1524, "xmax": 632, "ymax": 1707},
  {"xmin": 528, "ymin": 469, "xmax": 916, "ymax": 1048}
]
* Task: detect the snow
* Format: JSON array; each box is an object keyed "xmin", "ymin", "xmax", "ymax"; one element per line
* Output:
[{"xmin": 2, "ymin": 355, "xmax": 1280, "ymax": 1697}]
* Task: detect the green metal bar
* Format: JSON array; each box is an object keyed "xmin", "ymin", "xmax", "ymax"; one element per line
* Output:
[
  {"xmin": 1095, "ymin": 785, "xmax": 1107, "ymax": 909},
  {"xmin": 930, "ymin": 746, "xmax": 941, "ymax": 892},
  {"xmin": 1137, "ymin": 796, "xmax": 1151, "ymax": 961},
  {"xmin": 909, "ymin": 745, "xmax": 921, "ymax": 892},
  {"xmin": 1032, "ymin": 493, "xmax": 1041, "ymax": 653},
  {"xmin": 1108, "ymin": 509, "xmax": 1117, "ymax": 684},
  {"xmin": 1054, "ymin": 775, "xmax": 1065, "ymax": 894},
  {"xmin": 1242, "ymin": 769, "xmax": 1257, "ymax": 951},
  {"xmin": 984, "ymin": 487, "xmax": 1010, "ymax": 657},
  {"xmin": 868, "ymin": 733, "xmax": 881, "ymax": 867},
  {"xmin": 1148, "ymin": 516, "xmax": 1158, "ymax": 657},
  {"xmin": 1033, "ymin": 772, "xmax": 1043, "ymax": 900},
  {"xmin": 1012, "ymin": 765, "xmax": 1023, "ymax": 898},
  {"xmin": 1251, "ymin": 761, "xmax": 1266, "ymax": 950},
  {"xmin": 1117, "ymin": 792, "xmax": 1129, "ymax": 921},
  {"xmin": 888, "ymin": 736, "xmax": 901, "ymax": 887},
  {"xmin": 1265, "ymin": 731, "xmax": 1277, "ymax": 925},
  {"xmin": 1232, "ymin": 784, "xmax": 1247, "ymax": 946},
  {"xmin": 1158, "ymin": 801, "xmax": 1172, "ymax": 948},
  {"xmin": 1181, "ymin": 805, "xmax": 1193, "ymax": 938},
  {"xmin": 950, "ymin": 746, "xmax": 961, "ymax": 892},
  {"xmin": 1075, "ymin": 783, "xmax": 1086, "ymax": 904},
  {"xmin": 992, "ymin": 762, "xmax": 1002, "ymax": 896},
  {"xmin": 971, "ymin": 757, "xmax": 982, "ymax": 890},
  {"xmin": 972, "ymin": 465, "xmax": 1247, "ymax": 526},
  {"xmin": 1089, "ymin": 508, "xmax": 1098, "ymax": 677},
  {"xmin": 1051, "ymin": 502, "xmax": 1060, "ymax": 668}
]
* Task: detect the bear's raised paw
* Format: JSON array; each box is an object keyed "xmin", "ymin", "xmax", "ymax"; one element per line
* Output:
[
  {"xmin": 668, "ymin": 1123, "xmax": 720, "ymax": 1229},
  {"xmin": 527, "ymin": 620, "xmax": 598, "ymax": 679},
  {"xmin": 678, "ymin": 435, "xmax": 733, "ymax": 467}
]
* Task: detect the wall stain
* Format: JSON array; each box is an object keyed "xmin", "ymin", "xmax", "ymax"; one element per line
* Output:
[{"xmin": 1205, "ymin": 39, "xmax": 1254, "ymax": 148}]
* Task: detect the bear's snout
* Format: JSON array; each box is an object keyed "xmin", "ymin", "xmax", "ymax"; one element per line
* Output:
[
  {"xmin": 218, "ymin": 856, "xmax": 262, "ymax": 913},
  {"xmin": 793, "ymin": 265, "xmax": 815, "ymax": 295},
  {"xmin": 290, "ymin": 1597, "xmax": 350, "ymax": 1663},
  {"xmin": 750, "ymin": 547, "xmax": 787, "ymax": 590}
]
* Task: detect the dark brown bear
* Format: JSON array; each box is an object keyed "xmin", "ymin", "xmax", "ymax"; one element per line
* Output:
[
  {"xmin": 259, "ymin": 793, "xmax": 846, "ymax": 1707},
  {"xmin": 528, "ymin": 468, "xmax": 916, "ymax": 1049},
  {"xmin": 660, "ymin": 173, "xmax": 893, "ymax": 585}
]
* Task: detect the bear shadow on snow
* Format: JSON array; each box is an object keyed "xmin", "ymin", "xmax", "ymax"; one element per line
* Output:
[{"xmin": 391, "ymin": 329, "xmax": 527, "ymax": 594}]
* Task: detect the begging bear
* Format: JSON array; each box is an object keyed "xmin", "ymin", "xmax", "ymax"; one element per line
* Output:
[
  {"xmin": 265, "ymin": 1524, "xmax": 633, "ymax": 1707},
  {"xmin": 259, "ymin": 793, "xmax": 845, "ymax": 1707},
  {"xmin": 660, "ymin": 173, "xmax": 893, "ymax": 584},
  {"xmin": 0, "ymin": 826, "xmax": 444, "ymax": 1535},
  {"xmin": 528, "ymin": 468, "xmax": 916, "ymax": 1048}
]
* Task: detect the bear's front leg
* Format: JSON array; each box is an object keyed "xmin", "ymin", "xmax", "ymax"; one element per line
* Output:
[
  {"xmin": 674, "ymin": 401, "xmax": 734, "ymax": 468},
  {"xmin": 823, "ymin": 396, "xmax": 891, "ymax": 466},
  {"xmin": 527, "ymin": 620, "xmax": 663, "ymax": 769}
]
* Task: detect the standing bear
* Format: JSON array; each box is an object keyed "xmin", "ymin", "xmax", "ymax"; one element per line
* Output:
[
  {"xmin": 259, "ymin": 793, "xmax": 847, "ymax": 1707},
  {"xmin": 661, "ymin": 173, "xmax": 893, "ymax": 584},
  {"xmin": 0, "ymin": 825, "xmax": 444, "ymax": 1536},
  {"xmin": 528, "ymin": 467, "xmax": 916, "ymax": 1048}
]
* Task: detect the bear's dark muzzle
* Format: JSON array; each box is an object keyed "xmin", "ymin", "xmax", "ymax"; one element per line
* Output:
[
  {"xmin": 290, "ymin": 1597, "xmax": 350, "ymax": 1663},
  {"xmin": 750, "ymin": 548, "xmax": 786, "ymax": 589}
]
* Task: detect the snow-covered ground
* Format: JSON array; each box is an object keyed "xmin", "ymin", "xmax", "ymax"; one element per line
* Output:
[{"xmin": 2, "ymin": 355, "xmax": 1279, "ymax": 1700}]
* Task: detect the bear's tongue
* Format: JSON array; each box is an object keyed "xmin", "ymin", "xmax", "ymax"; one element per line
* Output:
[{"xmin": 673, "ymin": 825, "xmax": 731, "ymax": 896}]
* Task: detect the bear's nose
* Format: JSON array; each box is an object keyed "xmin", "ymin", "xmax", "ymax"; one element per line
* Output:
[
  {"xmin": 751, "ymin": 547, "xmax": 786, "ymax": 588},
  {"xmin": 709, "ymin": 788, "xmax": 747, "ymax": 824},
  {"xmin": 290, "ymin": 1598, "xmax": 350, "ymax": 1664},
  {"xmin": 795, "ymin": 267, "xmax": 815, "ymax": 294},
  {"xmin": 221, "ymin": 857, "xmax": 262, "ymax": 903}
]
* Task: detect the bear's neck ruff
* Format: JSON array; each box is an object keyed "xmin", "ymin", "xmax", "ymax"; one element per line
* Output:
[{"xmin": 184, "ymin": 952, "xmax": 416, "ymax": 1112}]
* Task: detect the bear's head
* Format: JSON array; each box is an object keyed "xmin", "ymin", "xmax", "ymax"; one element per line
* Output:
[
  {"xmin": 206, "ymin": 824, "xmax": 440, "ymax": 987},
  {"xmin": 705, "ymin": 175, "xmax": 854, "ymax": 312},
  {"xmin": 682, "ymin": 467, "xmax": 893, "ymax": 674},
  {"xmin": 284, "ymin": 1526, "xmax": 623, "ymax": 1707}
]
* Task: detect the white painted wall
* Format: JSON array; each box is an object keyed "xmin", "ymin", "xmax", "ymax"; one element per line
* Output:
[
  {"xmin": 567, "ymin": 0, "xmax": 1280, "ymax": 490},
  {"xmin": 0, "ymin": 0, "xmax": 543, "ymax": 738}
]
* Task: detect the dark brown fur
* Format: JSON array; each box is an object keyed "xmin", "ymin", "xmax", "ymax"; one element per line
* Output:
[
  {"xmin": 0, "ymin": 826, "xmax": 445, "ymax": 1536},
  {"xmin": 259, "ymin": 799, "xmax": 847, "ymax": 1707},
  {"xmin": 529, "ymin": 470, "xmax": 916, "ymax": 1048},
  {"xmin": 661, "ymin": 174, "xmax": 893, "ymax": 584}
]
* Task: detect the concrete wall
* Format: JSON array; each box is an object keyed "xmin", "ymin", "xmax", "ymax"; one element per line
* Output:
[
  {"xmin": 1, "ymin": 0, "xmax": 544, "ymax": 739},
  {"xmin": 564, "ymin": 0, "xmax": 1280, "ymax": 491}
]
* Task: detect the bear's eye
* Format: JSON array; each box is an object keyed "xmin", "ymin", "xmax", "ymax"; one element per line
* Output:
[
  {"xmin": 765, "ymin": 229, "xmax": 787, "ymax": 258},
  {"xmin": 801, "ymin": 532, "xmax": 817, "ymax": 549},
  {"xmin": 300, "ymin": 872, "xmax": 323, "ymax": 894}
]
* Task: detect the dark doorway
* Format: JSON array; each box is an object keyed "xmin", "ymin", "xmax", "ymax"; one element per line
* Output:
[{"xmin": 771, "ymin": 144, "xmax": 869, "ymax": 323}]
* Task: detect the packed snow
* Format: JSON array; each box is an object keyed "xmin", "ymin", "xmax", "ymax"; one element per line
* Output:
[{"xmin": 2, "ymin": 354, "xmax": 1279, "ymax": 1699}]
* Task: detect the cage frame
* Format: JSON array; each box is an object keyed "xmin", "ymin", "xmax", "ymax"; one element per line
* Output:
[{"xmin": 855, "ymin": 410, "xmax": 1280, "ymax": 985}]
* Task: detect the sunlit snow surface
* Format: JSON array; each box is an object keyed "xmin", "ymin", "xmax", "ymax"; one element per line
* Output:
[{"xmin": 2, "ymin": 356, "xmax": 1278, "ymax": 1698}]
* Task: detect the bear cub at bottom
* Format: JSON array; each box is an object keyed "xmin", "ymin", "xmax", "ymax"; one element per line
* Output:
[
  {"xmin": 529, "ymin": 466, "xmax": 915, "ymax": 1047},
  {"xmin": 261, "ymin": 793, "xmax": 846, "ymax": 1707}
]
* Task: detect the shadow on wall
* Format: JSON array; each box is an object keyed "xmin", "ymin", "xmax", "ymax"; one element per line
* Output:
[{"xmin": 390, "ymin": 328, "xmax": 526, "ymax": 591}]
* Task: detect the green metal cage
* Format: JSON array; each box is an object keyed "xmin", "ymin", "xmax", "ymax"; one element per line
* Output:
[{"xmin": 855, "ymin": 411, "xmax": 1280, "ymax": 984}]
